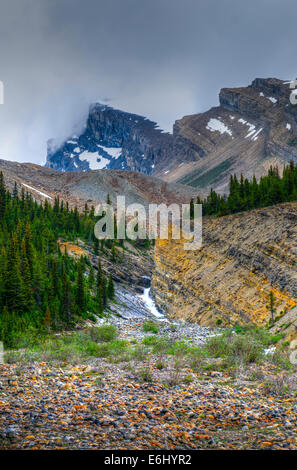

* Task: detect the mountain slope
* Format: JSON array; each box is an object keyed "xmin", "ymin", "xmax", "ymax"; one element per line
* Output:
[
  {"xmin": 152, "ymin": 202, "xmax": 297, "ymax": 326},
  {"xmin": 0, "ymin": 159, "xmax": 196, "ymax": 210},
  {"xmin": 160, "ymin": 78, "xmax": 297, "ymax": 194}
]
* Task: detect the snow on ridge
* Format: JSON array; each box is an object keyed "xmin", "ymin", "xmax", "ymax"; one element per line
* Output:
[
  {"xmin": 286, "ymin": 123, "xmax": 292, "ymax": 131},
  {"xmin": 22, "ymin": 183, "xmax": 53, "ymax": 200},
  {"xmin": 206, "ymin": 118, "xmax": 232, "ymax": 137},
  {"xmin": 251, "ymin": 128, "xmax": 263, "ymax": 141},
  {"xmin": 238, "ymin": 118, "xmax": 262, "ymax": 141},
  {"xmin": 259, "ymin": 92, "xmax": 277, "ymax": 104}
]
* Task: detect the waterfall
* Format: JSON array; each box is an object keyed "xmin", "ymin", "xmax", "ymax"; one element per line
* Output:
[{"xmin": 139, "ymin": 287, "xmax": 166, "ymax": 320}]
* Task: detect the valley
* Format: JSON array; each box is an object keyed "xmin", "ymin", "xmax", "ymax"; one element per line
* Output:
[{"xmin": 1, "ymin": 77, "xmax": 297, "ymax": 452}]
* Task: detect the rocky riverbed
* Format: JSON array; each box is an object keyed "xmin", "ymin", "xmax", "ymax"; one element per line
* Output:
[
  {"xmin": 1, "ymin": 279, "xmax": 297, "ymax": 450},
  {"xmin": 1, "ymin": 348, "xmax": 297, "ymax": 450}
]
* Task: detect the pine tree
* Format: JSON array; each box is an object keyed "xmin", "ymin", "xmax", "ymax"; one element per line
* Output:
[
  {"xmin": 107, "ymin": 274, "xmax": 115, "ymax": 299},
  {"xmin": 75, "ymin": 261, "xmax": 85, "ymax": 312},
  {"xmin": 96, "ymin": 258, "xmax": 102, "ymax": 287},
  {"xmin": 4, "ymin": 234, "xmax": 24, "ymax": 312},
  {"xmin": 13, "ymin": 182, "xmax": 18, "ymax": 199},
  {"xmin": 20, "ymin": 238, "xmax": 34, "ymax": 311},
  {"xmin": 43, "ymin": 306, "xmax": 52, "ymax": 332},
  {"xmin": 0, "ymin": 171, "xmax": 6, "ymax": 221},
  {"xmin": 24, "ymin": 223, "xmax": 34, "ymax": 278},
  {"xmin": 268, "ymin": 290, "xmax": 276, "ymax": 323},
  {"xmin": 61, "ymin": 270, "xmax": 72, "ymax": 324},
  {"xmin": 110, "ymin": 243, "xmax": 116, "ymax": 262},
  {"xmin": 101, "ymin": 274, "xmax": 107, "ymax": 307},
  {"xmin": 96, "ymin": 287, "xmax": 104, "ymax": 314},
  {"xmin": 94, "ymin": 237, "xmax": 99, "ymax": 255},
  {"xmin": 88, "ymin": 265, "xmax": 95, "ymax": 290}
]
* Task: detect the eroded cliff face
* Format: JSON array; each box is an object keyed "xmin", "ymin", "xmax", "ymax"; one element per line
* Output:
[{"xmin": 151, "ymin": 202, "xmax": 297, "ymax": 326}]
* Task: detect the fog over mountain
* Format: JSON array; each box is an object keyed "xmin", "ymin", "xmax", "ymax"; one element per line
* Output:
[{"xmin": 0, "ymin": 0, "xmax": 296, "ymax": 164}]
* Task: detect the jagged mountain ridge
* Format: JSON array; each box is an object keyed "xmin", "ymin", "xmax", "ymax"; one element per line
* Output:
[
  {"xmin": 46, "ymin": 78, "xmax": 297, "ymax": 195},
  {"xmin": 161, "ymin": 78, "xmax": 297, "ymax": 194},
  {"xmin": 46, "ymin": 103, "xmax": 173, "ymax": 175}
]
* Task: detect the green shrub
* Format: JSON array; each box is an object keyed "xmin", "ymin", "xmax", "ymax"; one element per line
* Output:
[
  {"xmin": 205, "ymin": 330, "xmax": 264, "ymax": 365},
  {"xmin": 142, "ymin": 320, "xmax": 159, "ymax": 334},
  {"xmin": 138, "ymin": 367, "xmax": 153, "ymax": 382},
  {"xmin": 156, "ymin": 361, "xmax": 166, "ymax": 370},
  {"xmin": 87, "ymin": 325, "xmax": 118, "ymax": 342},
  {"xmin": 142, "ymin": 335, "xmax": 159, "ymax": 346},
  {"xmin": 131, "ymin": 344, "xmax": 149, "ymax": 361},
  {"xmin": 188, "ymin": 348, "xmax": 205, "ymax": 372}
]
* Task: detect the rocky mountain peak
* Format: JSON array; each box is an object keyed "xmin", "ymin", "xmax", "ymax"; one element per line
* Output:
[
  {"xmin": 163, "ymin": 78, "xmax": 297, "ymax": 193},
  {"xmin": 46, "ymin": 102, "xmax": 173, "ymax": 175},
  {"xmin": 46, "ymin": 78, "xmax": 297, "ymax": 196}
]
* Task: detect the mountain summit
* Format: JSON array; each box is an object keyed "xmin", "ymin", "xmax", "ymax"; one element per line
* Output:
[
  {"xmin": 165, "ymin": 78, "xmax": 297, "ymax": 193},
  {"xmin": 46, "ymin": 103, "xmax": 173, "ymax": 175}
]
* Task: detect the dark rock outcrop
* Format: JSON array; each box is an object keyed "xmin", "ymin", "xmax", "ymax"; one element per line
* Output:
[{"xmin": 46, "ymin": 103, "xmax": 173, "ymax": 175}]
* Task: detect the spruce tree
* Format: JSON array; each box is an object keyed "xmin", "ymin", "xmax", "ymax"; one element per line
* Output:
[
  {"xmin": 75, "ymin": 261, "xmax": 85, "ymax": 312},
  {"xmin": 107, "ymin": 274, "xmax": 115, "ymax": 299},
  {"xmin": 20, "ymin": 238, "xmax": 34, "ymax": 311},
  {"xmin": 88, "ymin": 265, "xmax": 95, "ymax": 290},
  {"xmin": 96, "ymin": 258, "xmax": 102, "ymax": 287},
  {"xmin": 61, "ymin": 270, "xmax": 72, "ymax": 324},
  {"xmin": 43, "ymin": 306, "xmax": 52, "ymax": 332},
  {"xmin": 4, "ymin": 234, "xmax": 24, "ymax": 312}
]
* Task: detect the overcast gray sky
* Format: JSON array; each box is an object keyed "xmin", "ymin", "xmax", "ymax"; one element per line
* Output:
[{"xmin": 0, "ymin": 0, "xmax": 296, "ymax": 164}]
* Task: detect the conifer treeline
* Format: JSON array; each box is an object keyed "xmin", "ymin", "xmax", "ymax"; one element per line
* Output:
[
  {"xmin": 0, "ymin": 173, "xmax": 114, "ymax": 346},
  {"xmin": 194, "ymin": 161, "xmax": 297, "ymax": 216}
]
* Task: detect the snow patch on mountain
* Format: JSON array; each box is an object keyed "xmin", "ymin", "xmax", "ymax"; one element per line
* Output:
[
  {"xmin": 97, "ymin": 145, "xmax": 122, "ymax": 159},
  {"xmin": 22, "ymin": 183, "xmax": 53, "ymax": 200},
  {"xmin": 78, "ymin": 151, "xmax": 110, "ymax": 170},
  {"xmin": 206, "ymin": 118, "xmax": 233, "ymax": 137}
]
